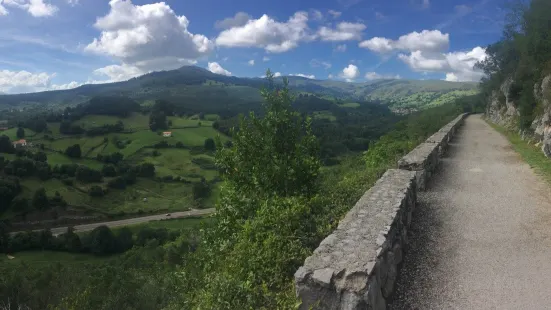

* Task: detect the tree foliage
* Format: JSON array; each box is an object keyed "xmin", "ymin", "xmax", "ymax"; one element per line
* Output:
[{"xmin": 477, "ymin": 0, "xmax": 551, "ymax": 129}]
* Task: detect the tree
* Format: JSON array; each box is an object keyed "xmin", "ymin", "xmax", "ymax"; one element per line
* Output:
[
  {"xmin": 89, "ymin": 185, "xmax": 105, "ymax": 197},
  {"xmin": 101, "ymin": 164, "xmax": 117, "ymax": 177},
  {"xmin": 116, "ymin": 227, "xmax": 134, "ymax": 252},
  {"xmin": 149, "ymin": 111, "xmax": 168, "ymax": 131},
  {"xmin": 33, "ymin": 151, "xmax": 48, "ymax": 162},
  {"xmin": 65, "ymin": 144, "xmax": 82, "ymax": 158},
  {"xmin": 32, "ymin": 188, "xmax": 49, "ymax": 211},
  {"xmin": 88, "ymin": 225, "xmax": 116, "ymax": 255},
  {"xmin": 204, "ymin": 138, "xmax": 216, "ymax": 151},
  {"xmin": 192, "ymin": 178, "xmax": 211, "ymax": 200},
  {"xmin": 16, "ymin": 127, "xmax": 25, "ymax": 139},
  {"xmin": 0, "ymin": 135, "xmax": 14, "ymax": 153}
]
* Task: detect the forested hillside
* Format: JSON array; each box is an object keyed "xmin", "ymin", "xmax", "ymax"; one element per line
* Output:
[{"xmin": 480, "ymin": 0, "xmax": 551, "ymax": 134}]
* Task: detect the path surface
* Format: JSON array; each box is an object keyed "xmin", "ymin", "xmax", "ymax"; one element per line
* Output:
[
  {"xmin": 14, "ymin": 208, "xmax": 215, "ymax": 236},
  {"xmin": 390, "ymin": 115, "xmax": 551, "ymax": 309}
]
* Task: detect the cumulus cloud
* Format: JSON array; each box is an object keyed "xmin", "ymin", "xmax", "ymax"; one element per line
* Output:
[
  {"xmin": 86, "ymin": 0, "xmax": 213, "ymax": 73},
  {"xmin": 215, "ymin": 12, "xmax": 313, "ymax": 53},
  {"xmin": 359, "ymin": 30, "xmax": 449, "ymax": 54},
  {"xmin": 93, "ymin": 64, "xmax": 144, "ymax": 82},
  {"xmin": 310, "ymin": 9, "xmax": 323, "ymax": 21},
  {"xmin": 399, "ymin": 46, "xmax": 486, "ymax": 81},
  {"xmin": 0, "ymin": 69, "xmax": 83, "ymax": 93},
  {"xmin": 3, "ymin": 0, "xmax": 58, "ymax": 17},
  {"xmin": 365, "ymin": 71, "xmax": 401, "ymax": 80},
  {"xmin": 248, "ymin": 59, "xmax": 255, "ymax": 66},
  {"xmin": 215, "ymin": 11, "xmax": 251, "ymax": 29},
  {"xmin": 318, "ymin": 22, "xmax": 366, "ymax": 41},
  {"xmin": 328, "ymin": 10, "xmax": 341, "ymax": 18},
  {"xmin": 310, "ymin": 59, "xmax": 331, "ymax": 69},
  {"xmin": 340, "ymin": 64, "xmax": 359, "ymax": 82},
  {"xmin": 290, "ymin": 73, "xmax": 315, "ymax": 79},
  {"xmin": 207, "ymin": 62, "xmax": 232, "ymax": 76},
  {"xmin": 334, "ymin": 44, "xmax": 347, "ymax": 52},
  {"xmin": 0, "ymin": 3, "xmax": 8, "ymax": 15},
  {"xmin": 273, "ymin": 72, "xmax": 282, "ymax": 77}
]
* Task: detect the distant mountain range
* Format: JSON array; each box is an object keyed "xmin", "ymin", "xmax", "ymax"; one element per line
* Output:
[{"xmin": 0, "ymin": 66, "xmax": 478, "ymax": 112}]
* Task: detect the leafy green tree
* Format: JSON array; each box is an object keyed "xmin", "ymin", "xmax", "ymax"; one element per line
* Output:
[
  {"xmin": 65, "ymin": 144, "xmax": 82, "ymax": 158},
  {"xmin": 203, "ymin": 138, "xmax": 216, "ymax": 151},
  {"xmin": 149, "ymin": 111, "xmax": 168, "ymax": 131},
  {"xmin": 192, "ymin": 178, "xmax": 211, "ymax": 200},
  {"xmin": 116, "ymin": 227, "xmax": 134, "ymax": 252},
  {"xmin": 215, "ymin": 70, "xmax": 320, "ymax": 220},
  {"xmin": 33, "ymin": 151, "xmax": 48, "ymax": 162},
  {"xmin": 88, "ymin": 225, "xmax": 116, "ymax": 255},
  {"xmin": 0, "ymin": 135, "xmax": 14, "ymax": 153},
  {"xmin": 32, "ymin": 188, "xmax": 49, "ymax": 211},
  {"xmin": 16, "ymin": 127, "xmax": 25, "ymax": 139}
]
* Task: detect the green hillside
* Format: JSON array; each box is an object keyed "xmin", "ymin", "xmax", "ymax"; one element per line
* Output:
[{"xmin": 0, "ymin": 65, "xmax": 477, "ymax": 113}]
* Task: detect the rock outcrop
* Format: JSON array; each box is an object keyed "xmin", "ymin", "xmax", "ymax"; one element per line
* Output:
[{"xmin": 485, "ymin": 75, "xmax": 551, "ymax": 157}]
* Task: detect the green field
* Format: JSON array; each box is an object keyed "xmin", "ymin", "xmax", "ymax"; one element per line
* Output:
[
  {"xmin": 0, "ymin": 251, "xmax": 113, "ymax": 268},
  {"xmin": 138, "ymin": 148, "xmax": 218, "ymax": 180},
  {"xmin": 112, "ymin": 216, "xmax": 210, "ymax": 234},
  {"xmin": 339, "ymin": 102, "xmax": 360, "ymax": 108},
  {"xmin": 313, "ymin": 111, "xmax": 337, "ymax": 122}
]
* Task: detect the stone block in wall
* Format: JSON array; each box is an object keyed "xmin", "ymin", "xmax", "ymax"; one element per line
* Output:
[
  {"xmin": 294, "ymin": 169, "xmax": 417, "ymax": 310},
  {"xmin": 397, "ymin": 143, "xmax": 439, "ymax": 191},
  {"xmin": 426, "ymin": 131, "xmax": 449, "ymax": 156}
]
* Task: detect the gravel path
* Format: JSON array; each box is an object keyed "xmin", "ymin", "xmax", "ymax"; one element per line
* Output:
[{"xmin": 389, "ymin": 114, "xmax": 551, "ymax": 309}]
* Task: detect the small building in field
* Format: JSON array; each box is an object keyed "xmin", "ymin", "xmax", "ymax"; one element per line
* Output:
[
  {"xmin": 12, "ymin": 139, "xmax": 27, "ymax": 147},
  {"xmin": 0, "ymin": 127, "xmax": 8, "ymax": 131},
  {"xmin": 163, "ymin": 131, "xmax": 172, "ymax": 137}
]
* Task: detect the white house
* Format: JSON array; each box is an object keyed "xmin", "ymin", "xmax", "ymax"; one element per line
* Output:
[{"xmin": 163, "ymin": 132, "xmax": 172, "ymax": 137}]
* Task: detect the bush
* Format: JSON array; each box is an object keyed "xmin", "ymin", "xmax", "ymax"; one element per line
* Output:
[
  {"xmin": 65, "ymin": 144, "xmax": 82, "ymax": 158},
  {"xmin": 89, "ymin": 185, "xmax": 105, "ymax": 197}
]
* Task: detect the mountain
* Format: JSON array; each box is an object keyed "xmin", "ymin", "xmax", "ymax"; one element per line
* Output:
[{"xmin": 0, "ymin": 65, "xmax": 477, "ymax": 112}]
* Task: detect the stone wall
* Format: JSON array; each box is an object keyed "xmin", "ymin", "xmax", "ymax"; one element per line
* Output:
[{"xmin": 294, "ymin": 113, "xmax": 468, "ymax": 310}]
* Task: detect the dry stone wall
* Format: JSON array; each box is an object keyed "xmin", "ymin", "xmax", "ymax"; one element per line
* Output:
[{"xmin": 294, "ymin": 113, "xmax": 469, "ymax": 310}]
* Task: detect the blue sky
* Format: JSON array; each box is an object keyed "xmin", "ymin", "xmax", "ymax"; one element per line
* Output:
[{"xmin": 0, "ymin": 0, "xmax": 507, "ymax": 93}]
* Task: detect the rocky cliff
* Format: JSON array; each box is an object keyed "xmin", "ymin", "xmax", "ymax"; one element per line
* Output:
[{"xmin": 486, "ymin": 75, "xmax": 551, "ymax": 157}]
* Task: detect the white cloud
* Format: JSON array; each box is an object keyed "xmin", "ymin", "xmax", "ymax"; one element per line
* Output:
[
  {"xmin": 444, "ymin": 46, "xmax": 486, "ymax": 81},
  {"xmin": 340, "ymin": 64, "xmax": 359, "ymax": 82},
  {"xmin": 85, "ymin": 0, "xmax": 213, "ymax": 73},
  {"xmin": 328, "ymin": 10, "xmax": 341, "ymax": 18},
  {"xmin": 67, "ymin": 0, "xmax": 79, "ymax": 5},
  {"xmin": 290, "ymin": 73, "xmax": 315, "ymax": 79},
  {"xmin": 215, "ymin": 12, "xmax": 251, "ymax": 29},
  {"xmin": 0, "ymin": 69, "xmax": 83, "ymax": 93},
  {"xmin": 262, "ymin": 56, "xmax": 270, "ymax": 61},
  {"xmin": 0, "ymin": 69, "xmax": 53, "ymax": 93},
  {"xmin": 398, "ymin": 51, "xmax": 448, "ymax": 71},
  {"xmin": 207, "ymin": 62, "xmax": 232, "ymax": 76},
  {"xmin": 359, "ymin": 37, "xmax": 393, "ymax": 53},
  {"xmin": 248, "ymin": 59, "xmax": 255, "ymax": 66},
  {"xmin": 51, "ymin": 81, "xmax": 82, "ymax": 90},
  {"xmin": 93, "ymin": 64, "xmax": 144, "ymax": 82},
  {"xmin": 310, "ymin": 59, "xmax": 331, "ymax": 69},
  {"xmin": 334, "ymin": 44, "xmax": 347, "ymax": 52},
  {"xmin": 215, "ymin": 12, "xmax": 313, "ymax": 53},
  {"xmin": 273, "ymin": 72, "xmax": 281, "ymax": 77},
  {"xmin": 318, "ymin": 22, "xmax": 366, "ymax": 41},
  {"xmin": 375, "ymin": 12, "xmax": 386, "ymax": 21},
  {"xmin": 0, "ymin": 2, "xmax": 8, "ymax": 15},
  {"xmin": 3, "ymin": 0, "xmax": 58, "ymax": 17},
  {"xmin": 365, "ymin": 71, "xmax": 401, "ymax": 80},
  {"xmin": 310, "ymin": 9, "xmax": 323, "ymax": 21},
  {"xmin": 399, "ymin": 46, "xmax": 486, "ymax": 82},
  {"xmin": 328, "ymin": 74, "xmax": 334, "ymax": 79},
  {"xmin": 422, "ymin": 0, "xmax": 430, "ymax": 9},
  {"xmin": 359, "ymin": 30, "xmax": 449, "ymax": 54}
]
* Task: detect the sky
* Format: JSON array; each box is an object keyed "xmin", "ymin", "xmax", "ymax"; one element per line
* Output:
[{"xmin": 0, "ymin": 0, "xmax": 508, "ymax": 94}]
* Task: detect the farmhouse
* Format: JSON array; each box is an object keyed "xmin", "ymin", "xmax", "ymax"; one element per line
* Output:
[
  {"xmin": 163, "ymin": 131, "xmax": 172, "ymax": 137},
  {"xmin": 12, "ymin": 139, "xmax": 27, "ymax": 147}
]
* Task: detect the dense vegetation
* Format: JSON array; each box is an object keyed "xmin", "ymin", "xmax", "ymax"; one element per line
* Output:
[{"xmin": 477, "ymin": 0, "xmax": 551, "ymax": 129}]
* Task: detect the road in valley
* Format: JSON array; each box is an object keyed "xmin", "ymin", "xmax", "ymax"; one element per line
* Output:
[{"xmin": 12, "ymin": 208, "xmax": 215, "ymax": 235}]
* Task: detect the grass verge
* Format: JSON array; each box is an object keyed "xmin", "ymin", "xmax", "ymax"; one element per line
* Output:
[{"xmin": 487, "ymin": 120, "xmax": 551, "ymax": 185}]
